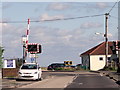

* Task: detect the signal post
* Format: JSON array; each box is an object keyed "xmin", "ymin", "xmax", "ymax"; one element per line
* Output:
[{"xmin": 22, "ymin": 19, "xmax": 42, "ymax": 64}]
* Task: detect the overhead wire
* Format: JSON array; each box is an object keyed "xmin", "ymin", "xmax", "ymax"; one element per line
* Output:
[
  {"xmin": 0, "ymin": 2, "xmax": 118, "ymax": 24},
  {"xmin": 108, "ymin": 2, "xmax": 118, "ymax": 14},
  {"xmin": 0, "ymin": 14, "xmax": 104, "ymax": 23},
  {"xmin": 110, "ymin": 16, "xmax": 120, "ymax": 20}
]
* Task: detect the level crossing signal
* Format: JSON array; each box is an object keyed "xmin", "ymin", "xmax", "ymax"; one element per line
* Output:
[{"xmin": 27, "ymin": 43, "xmax": 42, "ymax": 54}]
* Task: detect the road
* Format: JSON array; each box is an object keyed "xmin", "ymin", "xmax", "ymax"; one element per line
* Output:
[
  {"xmin": 2, "ymin": 71, "xmax": 120, "ymax": 89},
  {"xmin": 65, "ymin": 73, "xmax": 119, "ymax": 88},
  {"xmin": 19, "ymin": 71, "xmax": 119, "ymax": 89}
]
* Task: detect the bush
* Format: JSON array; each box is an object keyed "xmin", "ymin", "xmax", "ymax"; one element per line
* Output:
[
  {"xmin": 103, "ymin": 66, "xmax": 116, "ymax": 71},
  {"xmin": 0, "ymin": 47, "xmax": 4, "ymax": 68}
]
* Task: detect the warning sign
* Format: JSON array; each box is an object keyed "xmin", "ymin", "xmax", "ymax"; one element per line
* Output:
[{"xmin": 7, "ymin": 60, "xmax": 13, "ymax": 67}]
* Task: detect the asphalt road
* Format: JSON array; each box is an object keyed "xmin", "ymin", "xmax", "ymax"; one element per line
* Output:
[
  {"xmin": 65, "ymin": 73, "xmax": 119, "ymax": 89},
  {"xmin": 2, "ymin": 71, "xmax": 120, "ymax": 89}
]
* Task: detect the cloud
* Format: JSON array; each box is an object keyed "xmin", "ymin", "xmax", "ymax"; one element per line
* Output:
[
  {"xmin": 29, "ymin": 26, "xmax": 87, "ymax": 48},
  {"xmin": 0, "ymin": 23, "xmax": 9, "ymax": 33},
  {"xmin": 84, "ymin": 2, "xmax": 109, "ymax": 13},
  {"xmin": 3, "ymin": 23, "xmax": 115, "ymax": 66},
  {"xmin": 0, "ymin": 23, "xmax": 8, "ymax": 28},
  {"xmin": 108, "ymin": 33, "xmax": 113, "ymax": 37},
  {"xmin": 40, "ymin": 13, "xmax": 64, "ymax": 21},
  {"xmin": 96, "ymin": 2, "xmax": 108, "ymax": 9},
  {"xmin": 80, "ymin": 22, "xmax": 102, "ymax": 29},
  {"xmin": 2, "ymin": 24, "xmax": 26, "ymax": 58},
  {"xmin": 47, "ymin": 3, "xmax": 70, "ymax": 11}
]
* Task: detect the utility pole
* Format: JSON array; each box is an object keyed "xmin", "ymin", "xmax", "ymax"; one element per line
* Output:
[{"xmin": 105, "ymin": 13, "xmax": 109, "ymax": 67}]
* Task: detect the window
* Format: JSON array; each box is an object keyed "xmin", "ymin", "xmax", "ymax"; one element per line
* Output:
[
  {"xmin": 21, "ymin": 64, "xmax": 37, "ymax": 69},
  {"xmin": 99, "ymin": 57, "xmax": 103, "ymax": 60},
  {"xmin": 108, "ymin": 57, "xmax": 111, "ymax": 61}
]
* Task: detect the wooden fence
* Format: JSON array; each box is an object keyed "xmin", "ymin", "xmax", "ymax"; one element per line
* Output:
[{"xmin": 2, "ymin": 68, "xmax": 19, "ymax": 78}]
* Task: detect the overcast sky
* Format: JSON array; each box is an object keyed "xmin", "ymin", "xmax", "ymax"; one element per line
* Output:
[{"xmin": 1, "ymin": 1, "xmax": 118, "ymax": 66}]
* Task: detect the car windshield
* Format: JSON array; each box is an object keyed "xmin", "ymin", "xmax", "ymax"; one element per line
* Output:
[{"xmin": 21, "ymin": 64, "xmax": 37, "ymax": 69}]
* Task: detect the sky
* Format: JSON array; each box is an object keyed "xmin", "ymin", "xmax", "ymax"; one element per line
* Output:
[{"xmin": 0, "ymin": 1, "xmax": 118, "ymax": 66}]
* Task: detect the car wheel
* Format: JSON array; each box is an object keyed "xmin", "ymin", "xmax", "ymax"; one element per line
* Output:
[
  {"xmin": 39, "ymin": 78, "xmax": 42, "ymax": 81},
  {"xmin": 36, "ymin": 74, "xmax": 40, "ymax": 81},
  {"xmin": 16, "ymin": 78, "xmax": 21, "ymax": 81}
]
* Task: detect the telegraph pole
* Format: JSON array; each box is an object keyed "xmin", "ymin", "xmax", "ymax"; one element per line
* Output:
[{"xmin": 105, "ymin": 13, "xmax": 109, "ymax": 67}]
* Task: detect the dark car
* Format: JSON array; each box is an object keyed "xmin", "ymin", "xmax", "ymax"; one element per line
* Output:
[
  {"xmin": 47, "ymin": 63, "xmax": 65, "ymax": 70},
  {"xmin": 76, "ymin": 64, "xmax": 82, "ymax": 67}
]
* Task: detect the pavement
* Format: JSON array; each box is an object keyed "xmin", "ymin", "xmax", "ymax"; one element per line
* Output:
[{"xmin": 95, "ymin": 71, "xmax": 120, "ymax": 85}]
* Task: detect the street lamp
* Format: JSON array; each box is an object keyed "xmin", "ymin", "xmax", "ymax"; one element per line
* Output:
[
  {"xmin": 95, "ymin": 32, "xmax": 108, "ymax": 67},
  {"xmin": 95, "ymin": 32, "xmax": 103, "ymax": 35},
  {"xmin": 22, "ymin": 35, "xmax": 27, "ymax": 64}
]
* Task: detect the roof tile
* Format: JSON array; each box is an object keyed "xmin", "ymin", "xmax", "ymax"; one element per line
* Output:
[{"xmin": 80, "ymin": 41, "xmax": 114, "ymax": 56}]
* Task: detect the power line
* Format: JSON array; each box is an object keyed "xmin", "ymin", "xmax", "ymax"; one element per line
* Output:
[
  {"xmin": 0, "ymin": 14, "xmax": 104, "ymax": 23},
  {"xmin": 108, "ymin": 2, "xmax": 118, "ymax": 14},
  {"xmin": 110, "ymin": 16, "xmax": 120, "ymax": 20}
]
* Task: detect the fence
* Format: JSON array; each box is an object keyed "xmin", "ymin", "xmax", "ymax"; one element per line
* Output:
[{"xmin": 2, "ymin": 68, "xmax": 19, "ymax": 78}]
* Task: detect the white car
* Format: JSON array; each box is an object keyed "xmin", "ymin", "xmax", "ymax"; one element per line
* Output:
[{"xmin": 17, "ymin": 63, "xmax": 42, "ymax": 80}]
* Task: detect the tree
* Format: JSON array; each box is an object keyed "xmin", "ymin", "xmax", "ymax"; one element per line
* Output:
[{"xmin": 0, "ymin": 47, "xmax": 4, "ymax": 68}]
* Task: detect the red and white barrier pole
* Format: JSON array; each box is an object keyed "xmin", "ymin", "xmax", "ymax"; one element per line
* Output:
[
  {"xmin": 24, "ymin": 19, "xmax": 30, "ymax": 63},
  {"xmin": 26, "ymin": 18, "xmax": 30, "ymax": 44}
]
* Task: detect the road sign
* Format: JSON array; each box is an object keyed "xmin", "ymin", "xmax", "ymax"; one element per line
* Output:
[
  {"xmin": 31, "ymin": 58, "xmax": 35, "ymax": 62},
  {"xmin": 64, "ymin": 61, "xmax": 72, "ymax": 66},
  {"xmin": 4, "ymin": 59, "xmax": 16, "ymax": 68},
  {"xmin": 29, "ymin": 54, "xmax": 36, "ymax": 58}
]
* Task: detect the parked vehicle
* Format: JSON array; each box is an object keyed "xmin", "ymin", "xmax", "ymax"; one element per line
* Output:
[
  {"xmin": 76, "ymin": 64, "xmax": 82, "ymax": 67},
  {"xmin": 17, "ymin": 63, "xmax": 42, "ymax": 80},
  {"xmin": 47, "ymin": 63, "xmax": 65, "ymax": 70},
  {"xmin": 70, "ymin": 65, "xmax": 77, "ymax": 68}
]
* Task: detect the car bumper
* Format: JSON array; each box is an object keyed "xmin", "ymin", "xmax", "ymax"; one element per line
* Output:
[{"xmin": 18, "ymin": 74, "xmax": 39, "ymax": 80}]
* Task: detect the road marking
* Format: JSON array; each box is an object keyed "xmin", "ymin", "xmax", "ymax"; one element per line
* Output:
[
  {"xmin": 78, "ymin": 83, "xmax": 83, "ymax": 85},
  {"xmin": 73, "ymin": 74, "xmax": 79, "ymax": 80},
  {"xmin": 100, "ymin": 73, "xmax": 103, "ymax": 76},
  {"xmin": 64, "ymin": 75, "xmax": 76, "ymax": 88}
]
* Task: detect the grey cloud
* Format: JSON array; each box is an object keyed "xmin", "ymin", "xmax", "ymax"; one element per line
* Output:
[
  {"xmin": 47, "ymin": 3, "xmax": 71, "ymax": 11},
  {"xmin": 96, "ymin": 2, "xmax": 108, "ymax": 9},
  {"xmin": 29, "ymin": 26, "xmax": 87, "ymax": 48},
  {"xmin": 40, "ymin": 13, "xmax": 64, "ymax": 21},
  {"xmin": 80, "ymin": 22, "xmax": 103, "ymax": 29},
  {"xmin": 3, "ymin": 23, "xmax": 113, "ymax": 66}
]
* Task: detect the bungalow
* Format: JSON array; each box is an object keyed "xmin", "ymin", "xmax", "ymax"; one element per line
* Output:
[{"xmin": 80, "ymin": 41, "xmax": 117, "ymax": 71}]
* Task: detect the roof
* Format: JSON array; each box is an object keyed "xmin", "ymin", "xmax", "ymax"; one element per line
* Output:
[{"xmin": 80, "ymin": 41, "xmax": 114, "ymax": 56}]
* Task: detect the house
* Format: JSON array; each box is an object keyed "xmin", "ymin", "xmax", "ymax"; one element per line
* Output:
[{"xmin": 80, "ymin": 41, "xmax": 117, "ymax": 71}]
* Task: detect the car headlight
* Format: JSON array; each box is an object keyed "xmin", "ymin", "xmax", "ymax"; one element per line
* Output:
[
  {"xmin": 19, "ymin": 72, "xmax": 22, "ymax": 74},
  {"xmin": 34, "ymin": 72, "xmax": 38, "ymax": 74}
]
